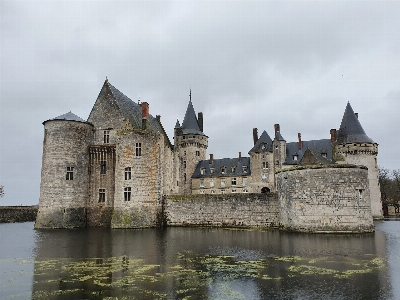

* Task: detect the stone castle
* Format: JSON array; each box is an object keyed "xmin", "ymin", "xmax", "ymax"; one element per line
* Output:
[{"xmin": 35, "ymin": 79, "xmax": 382, "ymax": 232}]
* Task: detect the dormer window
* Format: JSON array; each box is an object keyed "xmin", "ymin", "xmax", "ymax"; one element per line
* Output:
[
  {"xmin": 200, "ymin": 167, "xmax": 206, "ymax": 175},
  {"xmin": 231, "ymin": 166, "xmax": 236, "ymax": 173},
  {"xmin": 261, "ymin": 144, "xmax": 266, "ymax": 150},
  {"xmin": 210, "ymin": 168, "xmax": 215, "ymax": 174},
  {"xmin": 321, "ymin": 152, "xmax": 327, "ymax": 158},
  {"xmin": 242, "ymin": 166, "xmax": 248, "ymax": 173},
  {"xmin": 221, "ymin": 167, "xmax": 226, "ymax": 174},
  {"xmin": 293, "ymin": 155, "xmax": 298, "ymax": 161}
]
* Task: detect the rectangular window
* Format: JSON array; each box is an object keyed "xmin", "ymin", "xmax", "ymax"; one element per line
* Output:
[
  {"xmin": 221, "ymin": 179, "xmax": 225, "ymax": 188},
  {"xmin": 200, "ymin": 179, "xmax": 204, "ymax": 187},
  {"xmin": 263, "ymin": 161, "xmax": 269, "ymax": 169},
  {"xmin": 200, "ymin": 190, "xmax": 204, "ymax": 194},
  {"xmin": 231, "ymin": 166, "xmax": 236, "ymax": 173},
  {"xmin": 104, "ymin": 130, "xmax": 110, "ymax": 143},
  {"xmin": 184, "ymin": 161, "xmax": 187, "ymax": 169},
  {"xmin": 221, "ymin": 190, "xmax": 226, "ymax": 194},
  {"xmin": 243, "ymin": 189, "xmax": 248, "ymax": 193},
  {"xmin": 98, "ymin": 189, "xmax": 105, "ymax": 202},
  {"xmin": 232, "ymin": 189, "xmax": 236, "ymax": 193},
  {"xmin": 210, "ymin": 168, "xmax": 215, "ymax": 174},
  {"xmin": 125, "ymin": 167, "xmax": 131, "ymax": 180},
  {"xmin": 211, "ymin": 190, "xmax": 215, "ymax": 194},
  {"xmin": 210, "ymin": 180, "xmax": 214, "ymax": 187},
  {"xmin": 196, "ymin": 151, "xmax": 200, "ymax": 156},
  {"xmin": 231, "ymin": 178, "xmax": 236, "ymax": 186},
  {"xmin": 200, "ymin": 167, "xmax": 206, "ymax": 175},
  {"xmin": 221, "ymin": 167, "xmax": 226, "ymax": 174},
  {"xmin": 242, "ymin": 166, "xmax": 247, "ymax": 173},
  {"xmin": 136, "ymin": 143, "xmax": 142, "ymax": 156},
  {"xmin": 66, "ymin": 167, "xmax": 74, "ymax": 180},
  {"xmin": 100, "ymin": 161, "xmax": 106, "ymax": 174},
  {"xmin": 124, "ymin": 187, "xmax": 131, "ymax": 201},
  {"xmin": 262, "ymin": 173, "xmax": 268, "ymax": 182},
  {"xmin": 243, "ymin": 178, "xmax": 247, "ymax": 186}
]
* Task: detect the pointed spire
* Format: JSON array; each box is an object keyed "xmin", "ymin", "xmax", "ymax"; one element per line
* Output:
[
  {"xmin": 189, "ymin": 88, "xmax": 192, "ymax": 102},
  {"xmin": 337, "ymin": 102, "xmax": 374, "ymax": 144},
  {"xmin": 181, "ymin": 96, "xmax": 204, "ymax": 135},
  {"xmin": 175, "ymin": 119, "xmax": 180, "ymax": 128}
]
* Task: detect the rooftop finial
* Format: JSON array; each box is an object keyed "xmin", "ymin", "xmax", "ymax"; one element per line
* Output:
[
  {"xmin": 138, "ymin": 94, "xmax": 141, "ymax": 104},
  {"xmin": 189, "ymin": 88, "xmax": 191, "ymax": 102},
  {"xmin": 106, "ymin": 76, "xmax": 108, "ymax": 82}
]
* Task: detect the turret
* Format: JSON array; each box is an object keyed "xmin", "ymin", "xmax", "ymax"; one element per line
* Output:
[
  {"xmin": 334, "ymin": 102, "xmax": 382, "ymax": 219},
  {"xmin": 273, "ymin": 124, "xmax": 286, "ymax": 169},
  {"xmin": 174, "ymin": 91, "xmax": 208, "ymax": 194},
  {"xmin": 35, "ymin": 112, "xmax": 93, "ymax": 228}
]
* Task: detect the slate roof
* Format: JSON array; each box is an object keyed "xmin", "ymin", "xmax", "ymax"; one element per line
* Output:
[
  {"xmin": 44, "ymin": 111, "xmax": 87, "ymax": 124},
  {"xmin": 192, "ymin": 157, "xmax": 251, "ymax": 178},
  {"xmin": 249, "ymin": 131, "xmax": 273, "ymax": 153},
  {"xmin": 337, "ymin": 102, "xmax": 375, "ymax": 144},
  {"xmin": 275, "ymin": 131, "xmax": 285, "ymax": 141},
  {"xmin": 285, "ymin": 139, "xmax": 333, "ymax": 165},
  {"xmin": 299, "ymin": 148, "xmax": 334, "ymax": 166},
  {"xmin": 181, "ymin": 100, "xmax": 205, "ymax": 135}
]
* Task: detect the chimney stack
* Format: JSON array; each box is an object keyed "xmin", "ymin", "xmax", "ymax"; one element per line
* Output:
[
  {"xmin": 274, "ymin": 124, "xmax": 280, "ymax": 135},
  {"xmin": 238, "ymin": 152, "xmax": 242, "ymax": 162},
  {"xmin": 253, "ymin": 128, "xmax": 259, "ymax": 145},
  {"xmin": 209, "ymin": 154, "xmax": 214, "ymax": 164},
  {"xmin": 355, "ymin": 113, "xmax": 358, "ymax": 119},
  {"xmin": 298, "ymin": 133, "xmax": 302, "ymax": 150},
  {"xmin": 198, "ymin": 112, "xmax": 203, "ymax": 132},
  {"xmin": 140, "ymin": 102, "xmax": 149, "ymax": 130},
  {"xmin": 330, "ymin": 129, "xmax": 337, "ymax": 143}
]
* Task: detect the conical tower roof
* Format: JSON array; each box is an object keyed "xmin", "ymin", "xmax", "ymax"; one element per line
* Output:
[
  {"xmin": 181, "ymin": 100, "xmax": 204, "ymax": 135},
  {"xmin": 337, "ymin": 102, "xmax": 374, "ymax": 144}
]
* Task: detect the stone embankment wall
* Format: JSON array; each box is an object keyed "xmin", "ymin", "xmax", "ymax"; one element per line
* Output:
[
  {"xmin": 0, "ymin": 206, "xmax": 38, "ymax": 223},
  {"xmin": 276, "ymin": 165, "xmax": 374, "ymax": 233},
  {"xmin": 164, "ymin": 193, "xmax": 279, "ymax": 228}
]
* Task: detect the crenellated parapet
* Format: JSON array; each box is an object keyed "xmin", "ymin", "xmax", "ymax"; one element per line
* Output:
[{"xmin": 336, "ymin": 142, "xmax": 378, "ymax": 156}]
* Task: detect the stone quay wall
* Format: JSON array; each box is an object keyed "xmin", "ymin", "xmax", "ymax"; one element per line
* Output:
[
  {"xmin": 164, "ymin": 193, "xmax": 279, "ymax": 228},
  {"xmin": 0, "ymin": 206, "xmax": 38, "ymax": 223},
  {"xmin": 276, "ymin": 165, "xmax": 374, "ymax": 233}
]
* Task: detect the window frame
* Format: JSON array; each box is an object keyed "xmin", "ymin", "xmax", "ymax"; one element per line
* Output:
[
  {"xmin": 135, "ymin": 143, "xmax": 142, "ymax": 156},
  {"xmin": 66, "ymin": 166, "xmax": 74, "ymax": 180},
  {"xmin": 100, "ymin": 161, "xmax": 106, "ymax": 174},
  {"xmin": 124, "ymin": 187, "xmax": 131, "ymax": 201},
  {"xmin": 124, "ymin": 167, "xmax": 131, "ymax": 180},
  {"xmin": 98, "ymin": 189, "xmax": 106, "ymax": 203},
  {"xmin": 104, "ymin": 130, "xmax": 110, "ymax": 143}
]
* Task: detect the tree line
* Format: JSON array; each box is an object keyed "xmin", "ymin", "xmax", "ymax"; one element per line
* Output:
[{"xmin": 379, "ymin": 167, "xmax": 400, "ymax": 214}]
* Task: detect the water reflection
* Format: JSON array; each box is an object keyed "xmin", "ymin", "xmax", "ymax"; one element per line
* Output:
[{"xmin": 29, "ymin": 227, "xmax": 392, "ymax": 299}]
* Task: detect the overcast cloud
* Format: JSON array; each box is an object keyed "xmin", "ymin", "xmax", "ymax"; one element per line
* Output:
[{"xmin": 1, "ymin": 0, "xmax": 399, "ymax": 205}]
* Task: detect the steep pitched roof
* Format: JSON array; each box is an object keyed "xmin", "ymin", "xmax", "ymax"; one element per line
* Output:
[
  {"xmin": 181, "ymin": 100, "xmax": 204, "ymax": 135},
  {"xmin": 249, "ymin": 130, "xmax": 273, "ymax": 153},
  {"xmin": 275, "ymin": 131, "xmax": 285, "ymax": 141},
  {"xmin": 285, "ymin": 139, "xmax": 332, "ymax": 165},
  {"xmin": 192, "ymin": 157, "xmax": 251, "ymax": 178},
  {"xmin": 337, "ymin": 102, "xmax": 375, "ymax": 144},
  {"xmin": 299, "ymin": 148, "xmax": 334, "ymax": 166}
]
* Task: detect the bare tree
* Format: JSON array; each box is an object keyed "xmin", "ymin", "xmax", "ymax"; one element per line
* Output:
[{"xmin": 0, "ymin": 185, "xmax": 4, "ymax": 197}]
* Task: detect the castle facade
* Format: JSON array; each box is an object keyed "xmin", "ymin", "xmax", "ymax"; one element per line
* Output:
[{"xmin": 35, "ymin": 79, "xmax": 382, "ymax": 231}]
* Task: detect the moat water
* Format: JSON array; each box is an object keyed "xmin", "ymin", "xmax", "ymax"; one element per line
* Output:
[{"xmin": 1, "ymin": 220, "xmax": 399, "ymax": 300}]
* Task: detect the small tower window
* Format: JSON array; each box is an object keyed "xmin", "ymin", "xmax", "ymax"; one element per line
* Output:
[
  {"xmin": 262, "ymin": 162, "xmax": 268, "ymax": 169},
  {"xmin": 124, "ymin": 187, "xmax": 131, "ymax": 201},
  {"xmin": 200, "ymin": 179, "xmax": 204, "ymax": 187},
  {"xmin": 184, "ymin": 173, "xmax": 187, "ymax": 182},
  {"xmin": 184, "ymin": 161, "xmax": 187, "ymax": 169},
  {"xmin": 231, "ymin": 178, "xmax": 237, "ymax": 186},
  {"xmin": 104, "ymin": 130, "xmax": 110, "ymax": 143},
  {"xmin": 184, "ymin": 151, "xmax": 187, "ymax": 156},
  {"xmin": 98, "ymin": 189, "xmax": 106, "ymax": 202},
  {"xmin": 66, "ymin": 167, "xmax": 74, "ymax": 180},
  {"xmin": 196, "ymin": 151, "xmax": 200, "ymax": 156},
  {"xmin": 135, "ymin": 143, "xmax": 142, "ymax": 156},
  {"xmin": 100, "ymin": 161, "xmax": 106, "ymax": 174},
  {"xmin": 124, "ymin": 167, "xmax": 131, "ymax": 180}
]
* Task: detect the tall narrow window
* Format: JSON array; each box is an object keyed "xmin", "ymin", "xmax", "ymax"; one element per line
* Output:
[
  {"xmin": 210, "ymin": 179, "xmax": 214, "ymax": 187},
  {"xmin": 200, "ymin": 179, "xmax": 204, "ymax": 187},
  {"xmin": 221, "ymin": 179, "xmax": 226, "ymax": 188},
  {"xmin": 136, "ymin": 143, "xmax": 142, "ymax": 156},
  {"xmin": 184, "ymin": 161, "xmax": 187, "ymax": 169},
  {"xmin": 262, "ymin": 162, "xmax": 269, "ymax": 169},
  {"xmin": 184, "ymin": 173, "xmax": 187, "ymax": 182},
  {"xmin": 243, "ymin": 178, "xmax": 247, "ymax": 186},
  {"xmin": 66, "ymin": 167, "xmax": 74, "ymax": 180},
  {"xmin": 196, "ymin": 151, "xmax": 200, "ymax": 156},
  {"xmin": 221, "ymin": 167, "xmax": 226, "ymax": 174},
  {"xmin": 100, "ymin": 161, "xmax": 106, "ymax": 174},
  {"xmin": 231, "ymin": 166, "xmax": 236, "ymax": 173},
  {"xmin": 231, "ymin": 178, "xmax": 236, "ymax": 186},
  {"xmin": 200, "ymin": 167, "xmax": 206, "ymax": 175},
  {"xmin": 124, "ymin": 167, "xmax": 131, "ymax": 180},
  {"xmin": 104, "ymin": 130, "xmax": 110, "ymax": 143},
  {"xmin": 124, "ymin": 187, "xmax": 131, "ymax": 201},
  {"xmin": 98, "ymin": 189, "xmax": 105, "ymax": 202}
]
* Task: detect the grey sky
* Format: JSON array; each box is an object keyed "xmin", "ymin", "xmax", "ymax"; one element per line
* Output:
[{"xmin": 1, "ymin": 0, "xmax": 399, "ymax": 205}]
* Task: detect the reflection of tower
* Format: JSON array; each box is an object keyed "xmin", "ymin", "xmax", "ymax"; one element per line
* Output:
[
  {"xmin": 334, "ymin": 103, "xmax": 382, "ymax": 219},
  {"xmin": 174, "ymin": 91, "xmax": 208, "ymax": 194},
  {"xmin": 35, "ymin": 112, "xmax": 93, "ymax": 228}
]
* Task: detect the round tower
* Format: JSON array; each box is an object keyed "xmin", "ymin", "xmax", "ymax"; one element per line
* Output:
[
  {"xmin": 174, "ymin": 93, "xmax": 208, "ymax": 194},
  {"xmin": 335, "ymin": 103, "xmax": 382, "ymax": 219},
  {"xmin": 35, "ymin": 112, "xmax": 93, "ymax": 228}
]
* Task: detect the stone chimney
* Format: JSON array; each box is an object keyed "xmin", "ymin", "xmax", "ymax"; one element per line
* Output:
[
  {"xmin": 140, "ymin": 102, "xmax": 149, "ymax": 130},
  {"xmin": 198, "ymin": 112, "xmax": 203, "ymax": 132},
  {"xmin": 355, "ymin": 113, "xmax": 358, "ymax": 119},
  {"xmin": 253, "ymin": 128, "xmax": 258, "ymax": 145},
  {"xmin": 274, "ymin": 124, "xmax": 280, "ymax": 135},
  {"xmin": 209, "ymin": 154, "xmax": 213, "ymax": 164},
  {"xmin": 330, "ymin": 129, "xmax": 337, "ymax": 143},
  {"xmin": 238, "ymin": 152, "xmax": 242, "ymax": 162},
  {"xmin": 298, "ymin": 133, "xmax": 302, "ymax": 150},
  {"xmin": 156, "ymin": 115, "xmax": 161, "ymax": 122}
]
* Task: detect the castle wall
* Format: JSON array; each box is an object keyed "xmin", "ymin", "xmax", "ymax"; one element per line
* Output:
[
  {"xmin": 111, "ymin": 130, "xmax": 166, "ymax": 228},
  {"xmin": 35, "ymin": 120, "xmax": 93, "ymax": 228},
  {"xmin": 276, "ymin": 166, "xmax": 374, "ymax": 233},
  {"xmin": 164, "ymin": 193, "xmax": 279, "ymax": 228}
]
